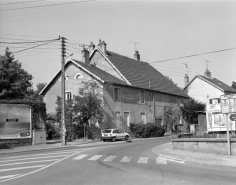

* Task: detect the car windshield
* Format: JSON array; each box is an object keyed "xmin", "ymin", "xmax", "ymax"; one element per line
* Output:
[{"xmin": 103, "ymin": 130, "xmax": 112, "ymax": 133}]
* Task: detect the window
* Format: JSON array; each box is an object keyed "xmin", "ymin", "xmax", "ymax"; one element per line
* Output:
[
  {"xmin": 65, "ymin": 91, "xmax": 72, "ymax": 100},
  {"xmin": 141, "ymin": 112, "xmax": 146, "ymax": 124},
  {"xmin": 140, "ymin": 91, "xmax": 145, "ymax": 104},
  {"xmin": 114, "ymin": 88, "xmax": 120, "ymax": 102},
  {"xmin": 74, "ymin": 73, "xmax": 83, "ymax": 79}
]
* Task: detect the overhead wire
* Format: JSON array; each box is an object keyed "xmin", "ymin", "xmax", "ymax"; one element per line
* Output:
[
  {"xmin": 0, "ymin": 38, "xmax": 60, "ymax": 44},
  {"xmin": 0, "ymin": 0, "xmax": 95, "ymax": 12},
  {"xmin": 0, "ymin": 0, "xmax": 47, "ymax": 6}
]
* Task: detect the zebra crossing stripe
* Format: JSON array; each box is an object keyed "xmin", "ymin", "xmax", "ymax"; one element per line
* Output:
[
  {"xmin": 138, "ymin": 157, "xmax": 148, "ymax": 163},
  {"xmin": 156, "ymin": 158, "xmax": 167, "ymax": 164},
  {"xmin": 73, "ymin": 154, "xmax": 88, "ymax": 160},
  {"xmin": 88, "ymin": 155, "xmax": 102, "ymax": 161},
  {"xmin": 103, "ymin": 156, "xmax": 117, "ymax": 162},
  {"xmin": 0, "ymin": 165, "xmax": 45, "ymax": 172},
  {"xmin": 120, "ymin": 156, "xmax": 132, "ymax": 163}
]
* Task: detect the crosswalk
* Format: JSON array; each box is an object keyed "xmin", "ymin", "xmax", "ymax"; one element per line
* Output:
[
  {"xmin": 72, "ymin": 154, "xmax": 185, "ymax": 165},
  {"xmin": 0, "ymin": 149, "xmax": 87, "ymax": 183}
]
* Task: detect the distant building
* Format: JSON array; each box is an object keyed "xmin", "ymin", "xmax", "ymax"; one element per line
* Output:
[
  {"xmin": 40, "ymin": 40, "xmax": 189, "ymax": 130},
  {"xmin": 183, "ymin": 69, "xmax": 236, "ymax": 103}
]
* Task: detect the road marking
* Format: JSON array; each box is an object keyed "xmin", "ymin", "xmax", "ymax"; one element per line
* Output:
[
  {"xmin": 3, "ymin": 149, "xmax": 85, "ymax": 159},
  {"xmin": 73, "ymin": 154, "xmax": 88, "ymax": 160},
  {"xmin": 159, "ymin": 155, "xmax": 185, "ymax": 164},
  {"xmin": 88, "ymin": 155, "xmax": 102, "ymax": 161},
  {"xmin": 138, "ymin": 157, "xmax": 148, "ymax": 163},
  {"xmin": 0, "ymin": 155, "xmax": 68, "ymax": 163},
  {"xmin": 0, "ymin": 165, "xmax": 45, "ymax": 172},
  {"xmin": 0, "ymin": 159, "xmax": 59, "ymax": 167},
  {"xmin": 156, "ymin": 158, "xmax": 167, "ymax": 164},
  {"xmin": 103, "ymin": 156, "xmax": 117, "ymax": 162},
  {"xmin": 120, "ymin": 156, "xmax": 132, "ymax": 163},
  {"xmin": 0, "ymin": 174, "xmax": 22, "ymax": 180}
]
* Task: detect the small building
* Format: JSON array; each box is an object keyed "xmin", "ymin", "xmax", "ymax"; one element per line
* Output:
[
  {"xmin": 40, "ymin": 40, "xmax": 189, "ymax": 131},
  {"xmin": 183, "ymin": 69, "xmax": 236, "ymax": 103}
]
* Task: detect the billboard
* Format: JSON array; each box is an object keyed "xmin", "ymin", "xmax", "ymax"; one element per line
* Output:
[
  {"xmin": 0, "ymin": 104, "xmax": 31, "ymax": 139},
  {"xmin": 206, "ymin": 97, "xmax": 236, "ymax": 132}
]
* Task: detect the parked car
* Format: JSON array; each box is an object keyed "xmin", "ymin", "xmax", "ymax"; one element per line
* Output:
[{"xmin": 101, "ymin": 129, "xmax": 129, "ymax": 142}]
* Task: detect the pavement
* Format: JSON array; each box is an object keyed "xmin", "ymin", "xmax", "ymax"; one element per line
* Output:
[{"xmin": 152, "ymin": 142, "xmax": 236, "ymax": 169}]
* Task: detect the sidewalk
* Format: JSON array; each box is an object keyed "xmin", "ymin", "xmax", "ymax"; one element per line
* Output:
[
  {"xmin": 152, "ymin": 142, "xmax": 236, "ymax": 169},
  {"xmin": 0, "ymin": 139, "xmax": 100, "ymax": 155}
]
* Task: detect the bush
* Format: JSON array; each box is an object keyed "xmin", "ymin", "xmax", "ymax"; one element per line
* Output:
[{"xmin": 130, "ymin": 123, "xmax": 165, "ymax": 138}]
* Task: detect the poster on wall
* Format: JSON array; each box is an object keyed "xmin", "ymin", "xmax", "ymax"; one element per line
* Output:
[
  {"xmin": 0, "ymin": 104, "xmax": 31, "ymax": 139},
  {"xmin": 206, "ymin": 111, "xmax": 236, "ymax": 132}
]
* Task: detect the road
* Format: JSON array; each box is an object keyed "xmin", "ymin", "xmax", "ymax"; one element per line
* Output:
[{"xmin": 0, "ymin": 137, "xmax": 235, "ymax": 185}]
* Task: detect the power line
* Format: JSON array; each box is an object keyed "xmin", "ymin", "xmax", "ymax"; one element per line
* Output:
[
  {"xmin": 16, "ymin": 48, "xmax": 59, "ymax": 59},
  {"xmin": 0, "ymin": 32, "xmax": 55, "ymax": 39},
  {"xmin": 0, "ymin": 0, "xmax": 47, "ymax": 6},
  {"xmin": 0, "ymin": 36, "xmax": 54, "ymax": 42},
  {"xmin": 13, "ymin": 38, "xmax": 59, "ymax": 54},
  {"xmin": 0, "ymin": 1, "xmax": 150, "ymax": 22},
  {"xmin": 153, "ymin": 47, "xmax": 236, "ymax": 63},
  {"xmin": 0, "ymin": 0, "xmax": 95, "ymax": 12},
  {"xmin": 0, "ymin": 38, "xmax": 59, "ymax": 44}
]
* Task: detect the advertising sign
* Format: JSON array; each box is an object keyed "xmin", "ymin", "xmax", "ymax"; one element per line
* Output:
[
  {"xmin": 122, "ymin": 92, "xmax": 139, "ymax": 103},
  {"xmin": 0, "ymin": 104, "xmax": 31, "ymax": 139}
]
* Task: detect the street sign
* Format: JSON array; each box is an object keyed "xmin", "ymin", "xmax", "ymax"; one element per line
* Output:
[{"xmin": 229, "ymin": 113, "xmax": 236, "ymax": 121}]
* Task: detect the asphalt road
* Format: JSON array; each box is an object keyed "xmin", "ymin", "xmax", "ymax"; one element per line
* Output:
[{"xmin": 0, "ymin": 137, "xmax": 235, "ymax": 185}]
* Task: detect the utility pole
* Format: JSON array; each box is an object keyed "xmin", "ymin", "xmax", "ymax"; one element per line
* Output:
[
  {"xmin": 182, "ymin": 63, "xmax": 189, "ymax": 76},
  {"xmin": 61, "ymin": 36, "xmax": 66, "ymax": 145}
]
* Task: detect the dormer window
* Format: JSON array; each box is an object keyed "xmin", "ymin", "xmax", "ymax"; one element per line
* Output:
[{"xmin": 74, "ymin": 73, "xmax": 83, "ymax": 79}]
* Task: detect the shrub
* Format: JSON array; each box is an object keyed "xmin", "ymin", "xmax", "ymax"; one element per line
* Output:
[{"xmin": 130, "ymin": 123, "xmax": 165, "ymax": 138}]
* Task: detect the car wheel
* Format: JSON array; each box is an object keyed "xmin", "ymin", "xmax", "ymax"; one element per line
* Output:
[
  {"xmin": 112, "ymin": 137, "xmax": 116, "ymax": 142},
  {"xmin": 103, "ymin": 139, "xmax": 106, "ymax": 142},
  {"xmin": 125, "ymin": 136, "xmax": 129, "ymax": 140}
]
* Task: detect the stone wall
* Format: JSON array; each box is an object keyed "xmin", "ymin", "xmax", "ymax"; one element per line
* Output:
[{"xmin": 172, "ymin": 138, "xmax": 236, "ymax": 155}]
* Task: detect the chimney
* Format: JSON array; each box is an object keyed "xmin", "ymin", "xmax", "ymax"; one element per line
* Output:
[
  {"xmin": 184, "ymin": 74, "xmax": 189, "ymax": 87},
  {"xmin": 204, "ymin": 69, "xmax": 211, "ymax": 77},
  {"xmin": 98, "ymin": 39, "xmax": 107, "ymax": 54},
  {"xmin": 81, "ymin": 47, "xmax": 90, "ymax": 64},
  {"xmin": 134, "ymin": 50, "xmax": 140, "ymax": 61},
  {"xmin": 89, "ymin": 42, "xmax": 95, "ymax": 54}
]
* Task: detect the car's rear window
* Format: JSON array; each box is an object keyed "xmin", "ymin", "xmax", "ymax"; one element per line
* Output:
[{"xmin": 103, "ymin": 130, "xmax": 112, "ymax": 133}]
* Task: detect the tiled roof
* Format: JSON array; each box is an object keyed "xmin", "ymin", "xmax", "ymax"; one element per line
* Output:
[
  {"xmin": 106, "ymin": 51, "xmax": 189, "ymax": 98},
  {"xmin": 198, "ymin": 75, "xmax": 236, "ymax": 93},
  {"xmin": 73, "ymin": 59, "xmax": 127, "ymax": 85}
]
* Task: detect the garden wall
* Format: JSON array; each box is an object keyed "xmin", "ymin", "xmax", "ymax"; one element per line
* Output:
[{"xmin": 172, "ymin": 138, "xmax": 236, "ymax": 155}]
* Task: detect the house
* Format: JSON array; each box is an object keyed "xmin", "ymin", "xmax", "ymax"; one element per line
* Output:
[
  {"xmin": 183, "ymin": 69, "xmax": 236, "ymax": 103},
  {"xmin": 40, "ymin": 40, "xmax": 189, "ymax": 131}
]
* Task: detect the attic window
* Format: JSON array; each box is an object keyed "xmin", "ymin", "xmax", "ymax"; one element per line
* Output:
[{"xmin": 74, "ymin": 73, "xmax": 83, "ymax": 79}]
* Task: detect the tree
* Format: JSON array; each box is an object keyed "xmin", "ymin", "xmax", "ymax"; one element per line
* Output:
[
  {"xmin": 0, "ymin": 48, "xmax": 33, "ymax": 99},
  {"xmin": 232, "ymin": 81, "xmax": 236, "ymax": 89},
  {"xmin": 27, "ymin": 83, "xmax": 47, "ymax": 101},
  {"xmin": 180, "ymin": 98, "xmax": 205, "ymax": 125}
]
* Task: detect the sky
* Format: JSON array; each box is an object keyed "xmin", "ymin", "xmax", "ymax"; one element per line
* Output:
[{"xmin": 0, "ymin": 0, "xmax": 235, "ymax": 89}]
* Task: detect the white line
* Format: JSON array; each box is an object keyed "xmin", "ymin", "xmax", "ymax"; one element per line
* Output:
[
  {"xmin": 0, "ymin": 165, "xmax": 45, "ymax": 172},
  {"xmin": 88, "ymin": 155, "xmax": 102, "ymax": 161},
  {"xmin": 138, "ymin": 157, "xmax": 148, "ymax": 163},
  {"xmin": 0, "ymin": 145, "xmax": 116, "ymax": 183},
  {"xmin": 73, "ymin": 154, "xmax": 88, "ymax": 160},
  {"xmin": 156, "ymin": 158, "xmax": 167, "ymax": 164},
  {"xmin": 0, "ymin": 174, "xmax": 22, "ymax": 180},
  {"xmin": 2, "ymin": 149, "xmax": 86, "ymax": 159},
  {"xmin": 0, "ymin": 159, "xmax": 59, "ymax": 167},
  {"xmin": 0, "ymin": 155, "xmax": 68, "ymax": 163},
  {"xmin": 159, "ymin": 156, "xmax": 185, "ymax": 164},
  {"xmin": 103, "ymin": 156, "xmax": 117, "ymax": 162},
  {"xmin": 120, "ymin": 156, "xmax": 132, "ymax": 163}
]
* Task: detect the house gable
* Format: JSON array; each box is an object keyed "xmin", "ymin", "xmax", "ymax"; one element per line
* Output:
[{"xmin": 186, "ymin": 76, "xmax": 223, "ymax": 103}]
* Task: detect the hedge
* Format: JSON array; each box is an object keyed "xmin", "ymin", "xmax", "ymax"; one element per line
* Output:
[{"xmin": 130, "ymin": 123, "xmax": 165, "ymax": 138}]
